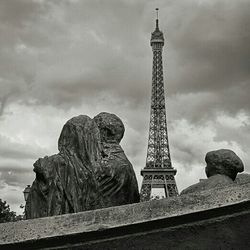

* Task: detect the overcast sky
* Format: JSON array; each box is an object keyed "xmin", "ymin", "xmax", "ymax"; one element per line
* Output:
[{"xmin": 0, "ymin": 0, "xmax": 250, "ymax": 214}]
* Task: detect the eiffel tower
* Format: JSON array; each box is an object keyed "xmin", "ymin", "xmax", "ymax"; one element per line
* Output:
[{"xmin": 140, "ymin": 9, "xmax": 178, "ymax": 202}]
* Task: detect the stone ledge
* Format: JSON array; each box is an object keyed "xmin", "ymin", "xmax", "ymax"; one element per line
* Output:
[{"xmin": 0, "ymin": 182, "xmax": 250, "ymax": 248}]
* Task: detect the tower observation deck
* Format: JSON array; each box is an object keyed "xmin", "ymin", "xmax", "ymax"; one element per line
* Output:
[{"xmin": 140, "ymin": 9, "xmax": 178, "ymax": 201}]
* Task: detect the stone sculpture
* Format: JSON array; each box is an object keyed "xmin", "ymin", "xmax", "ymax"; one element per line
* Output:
[
  {"xmin": 93, "ymin": 113, "xmax": 140, "ymax": 207},
  {"xmin": 205, "ymin": 149, "xmax": 244, "ymax": 180},
  {"xmin": 181, "ymin": 149, "xmax": 244, "ymax": 195},
  {"xmin": 25, "ymin": 113, "xmax": 139, "ymax": 219}
]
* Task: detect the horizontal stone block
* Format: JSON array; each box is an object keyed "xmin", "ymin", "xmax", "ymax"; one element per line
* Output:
[{"xmin": 1, "ymin": 182, "xmax": 250, "ymax": 249}]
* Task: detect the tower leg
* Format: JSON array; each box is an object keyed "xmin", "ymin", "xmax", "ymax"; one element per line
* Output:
[
  {"xmin": 167, "ymin": 183, "xmax": 178, "ymax": 197},
  {"xmin": 140, "ymin": 183, "xmax": 151, "ymax": 202},
  {"xmin": 164, "ymin": 185, "xmax": 168, "ymax": 198}
]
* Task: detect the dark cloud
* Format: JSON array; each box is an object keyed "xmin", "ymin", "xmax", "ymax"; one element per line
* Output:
[
  {"xmin": 0, "ymin": 169, "xmax": 34, "ymax": 187},
  {"xmin": 0, "ymin": 0, "xmax": 151, "ymax": 112},
  {"xmin": 0, "ymin": 0, "xmax": 248, "ymax": 117},
  {"xmin": 0, "ymin": 134, "xmax": 49, "ymax": 160},
  {"xmin": 165, "ymin": 0, "xmax": 250, "ymax": 115}
]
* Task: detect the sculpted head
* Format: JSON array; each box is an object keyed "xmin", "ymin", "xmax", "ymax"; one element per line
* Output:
[
  {"xmin": 93, "ymin": 112, "xmax": 125, "ymax": 144},
  {"xmin": 205, "ymin": 149, "xmax": 244, "ymax": 180}
]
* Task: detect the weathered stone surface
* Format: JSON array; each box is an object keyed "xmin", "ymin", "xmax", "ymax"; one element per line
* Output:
[
  {"xmin": 235, "ymin": 173, "xmax": 250, "ymax": 185},
  {"xmin": 94, "ymin": 112, "xmax": 140, "ymax": 207},
  {"xmin": 93, "ymin": 112, "xmax": 124, "ymax": 144},
  {"xmin": 205, "ymin": 149, "xmax": 244, "ymax": 180},
  {"xmin": 181, "ymin": 149, "xmax": 244, "ymax": 195},
  {"xmin": 1, "ymin": 182, "xmax": 250, "ymax": 249},
  {"xmin": 181, "ymin": 174, "xmax": 234, "ymax": 195},
  {"xmin": 26, "ymin": 113, "xmax": 139, "ymax": 219}
]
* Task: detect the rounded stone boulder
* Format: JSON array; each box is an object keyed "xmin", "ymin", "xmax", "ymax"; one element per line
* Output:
[{"xmin": 205, "ymin": 149, "xmax": 244, "ymax": 181}]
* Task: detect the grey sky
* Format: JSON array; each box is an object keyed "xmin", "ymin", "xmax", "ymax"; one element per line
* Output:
[{"xmin": 0, "ymin": 0, "xmax": 250, "ymax": 213}]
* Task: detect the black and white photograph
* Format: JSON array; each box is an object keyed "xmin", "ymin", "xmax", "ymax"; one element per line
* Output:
[{"xmin": 0, "ymin": 0, "xmax": 250, "ymax": 249}]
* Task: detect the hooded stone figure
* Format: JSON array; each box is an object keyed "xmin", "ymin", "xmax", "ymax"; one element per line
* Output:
[
  {"xmin": 25, "ymin": 113, "xmax": 139, "ymax": 219},
  {"xmin": 94, "ymin": 112, "xmax": 140, "ymax": 207},
  {"xmin": 25, "ymin": 115, "xmax": 104, "ymax": 219}
]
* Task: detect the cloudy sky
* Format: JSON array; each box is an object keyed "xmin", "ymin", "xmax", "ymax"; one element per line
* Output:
[{"xmin": 0, "ymin": 0, "xmax": 250, "ymax": 214}]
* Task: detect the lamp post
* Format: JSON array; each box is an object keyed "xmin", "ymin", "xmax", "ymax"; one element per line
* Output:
[
  {"xmin": 23, "ymin": 185, "xmax": 31, "ymax": 202},
  {"xmin": 23, "ymin": 185, "xmax": 31, "ymax": 219}
]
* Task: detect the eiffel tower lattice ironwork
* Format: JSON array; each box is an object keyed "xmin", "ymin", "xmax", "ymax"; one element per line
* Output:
[{"xmin": 140, "ymin": 9, "xmax": 178, "ymax": 202}]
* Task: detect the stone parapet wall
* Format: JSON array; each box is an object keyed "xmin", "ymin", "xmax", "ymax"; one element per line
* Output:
[{"xmin": 1, "ymin": 182, "xmax": 250, "ymax": 249}]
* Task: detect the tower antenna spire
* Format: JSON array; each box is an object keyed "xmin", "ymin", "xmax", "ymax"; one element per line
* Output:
[
  {"xmin": 156, "ymin": 8, "xmax": 159, "ymax": 19},
  {"xmin": 155, "ymin": 8, "xmax": 159, "ymax": 29}
]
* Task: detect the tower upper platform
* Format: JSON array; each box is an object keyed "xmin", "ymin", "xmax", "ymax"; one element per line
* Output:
[{"xmin": 150, "ymin": 19, "xmax": 164, "ymax": 46}]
